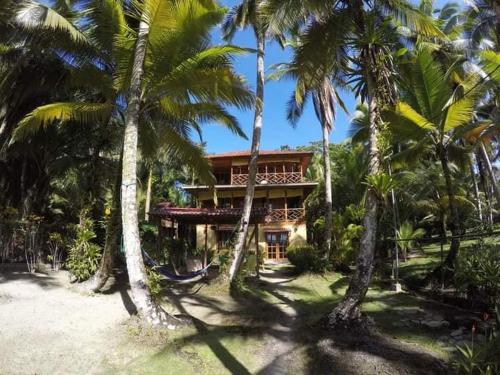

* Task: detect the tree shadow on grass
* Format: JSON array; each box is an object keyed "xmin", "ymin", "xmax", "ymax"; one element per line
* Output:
[{"xmin": 153, "ymin": 270, "xmax": 453, "ymax": 374}]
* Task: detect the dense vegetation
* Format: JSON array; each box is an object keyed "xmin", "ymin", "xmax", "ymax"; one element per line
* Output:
[{"xmin": 0, "ymin": 1, "xmax": 498, "ymax": 370}]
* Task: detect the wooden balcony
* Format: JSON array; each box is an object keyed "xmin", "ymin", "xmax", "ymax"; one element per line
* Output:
[
  {"xmin": 231, "ymin": 172, "xmax": 303, "ymax": 185},
  {"xmin": 266, "ymin": 208, "xmax": 305, "ymax": 223}
]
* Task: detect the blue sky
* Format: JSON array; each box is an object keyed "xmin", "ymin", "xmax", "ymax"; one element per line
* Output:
[
  {"xmin": 202, "ymin": 0, "xmax": 456, "ymax": 154},
  {"xmin": 203, "ymin": 0, "xmax": 355, "ymax": 154}
]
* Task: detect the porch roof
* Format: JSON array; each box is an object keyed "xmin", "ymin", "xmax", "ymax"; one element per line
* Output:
[{"xmin": 149, "ymin": 203, "xmax": 269, "ymax": 224}]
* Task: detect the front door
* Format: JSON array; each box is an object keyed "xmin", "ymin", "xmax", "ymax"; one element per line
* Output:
[{"xmin": 265, "ymin": 232, "xmax": 289, "ymax": 261}]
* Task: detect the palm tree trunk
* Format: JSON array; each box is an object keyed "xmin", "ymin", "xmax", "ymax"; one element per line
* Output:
[
  {"xmin": 321, "ymin": 121, "xmax": 333, "ymax": 259},
  {"xmin": 477, "ymin": 150, "xmax": 494, "ymax": 224},
  {"xmin": 479, "ymin": 141, "xmax": 500, "ymax": 207},
  {"xmin": 438, "ymin": 145, "xmax": 461, "ymax": 267},
  {"xmin": 469, "ymin": 155, "xmax": 483, "ymax": 222},
  {"xmin": 82, "ymin": 154, "xmax": 122, "ymax": 292},
  {"xmin": 228, "ymin": 30, "xmax": 265, "ymax": 284},
  {"xmin": 145, "ymin": 168, "xmax": 153, "ymax": 221},
  {"xmin": 121, "ymin": 16, "xmax": 177, "ymax": 327},
  {"xmin": 328, "ymin": 69, "xmax": 380, "ymax": 325}
]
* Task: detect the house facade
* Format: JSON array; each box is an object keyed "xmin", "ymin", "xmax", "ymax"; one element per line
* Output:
[{"xmin": 183, "ymin": 150, "xmax": 318, "ymax": 262}]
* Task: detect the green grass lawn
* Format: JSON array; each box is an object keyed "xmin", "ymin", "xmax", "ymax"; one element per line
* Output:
[
  {"xmin": 108, "ymin": 265, "xmax": 479, "ymax": 374},
  {"xmin": 398, "ymin": 229, "xmax": 499, "ymax": 287}
]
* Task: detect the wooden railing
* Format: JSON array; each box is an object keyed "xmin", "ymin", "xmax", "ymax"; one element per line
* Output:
[
  {"xmin": 266, "ymin": 208, "xmax": 305, "ymax": 223},
  {"xmin": 231, "ymin": 172, "xmax": 302, "ymax": 185}
]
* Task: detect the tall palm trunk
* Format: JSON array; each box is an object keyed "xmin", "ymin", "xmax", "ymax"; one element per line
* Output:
[
  {"xmin": 469, "ymin": 155, "xmax": 483, "ymax": 222},
  {"xmin": 479, "ymin": 141, "xmax": 500, "ymax": 207},
  {"xmin": 121, "ymin": 16, "xmax": 177, "ymax": 327},
  {"xmin": 82, "ymin": 153, "xmax": 122, "ymax": 292},
  {"xmin": 228, "ymin": 30, "xmax": 265, "ymax": 283},
  {"xmin": 321, "ymin": 120, "xmax": 333, "ymax": 258},
  {"xmin": 328, "ymin": 67, "xmax": 380, "ymax": 324},
  {"xmin": 438, "ymin": 145, "xmax": 461, "ymax": 267},
  {"xmin": 145, "ymin": 168, "xmax": 153, "ymax": 221},
  {"xmin": 313, "ymin": 78, "xmax": 335, "ymax": 259}
]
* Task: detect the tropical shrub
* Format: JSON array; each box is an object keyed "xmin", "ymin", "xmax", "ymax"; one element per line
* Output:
[
  {"xmin": 396, "ymin": 221, "xmax": 426, "ymax": 261},
  {"xmin": 455, "ymin": 243, "xmax": 500, "ymax": 307},
  {"xmin": 287, "ymin": 245, "xmax": 327, "ymax": 273},
  {"xmin": 66, "ymin": 214, "xmax": 102, "ymax": 281},
  {"xmin": 331, "ymin": 212, "xmax": 363, "ymax": 267},
  {"xmin": 455, "ymin": 305, "xmax": 500, "ymax": 374}
]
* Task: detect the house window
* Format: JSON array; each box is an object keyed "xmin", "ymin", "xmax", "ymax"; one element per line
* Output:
[{"xmin": 265, "ymin": 232, "xmax": 289, "ymax": 260}]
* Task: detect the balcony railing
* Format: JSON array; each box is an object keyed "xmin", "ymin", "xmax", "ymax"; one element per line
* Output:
[
  {"xmin": 231, "ymin": 172, "xmax": 302, "ymax": 185},
  {"xmin": 266, "ymin": 208, "xmax": 305, "ymax": 223}
]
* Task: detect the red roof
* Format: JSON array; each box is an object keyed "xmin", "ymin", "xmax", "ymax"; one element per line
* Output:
[{"xmin": 149, "ymin": 203, "xmax": 269, "ymax": 224}]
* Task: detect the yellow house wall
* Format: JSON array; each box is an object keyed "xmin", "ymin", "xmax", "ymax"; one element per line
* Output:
[
  {"xmin": 196, "ymin": 225, "xmax": 217, "ymax": 252},
  {"xmin": 195, "ymin": 222, "xmax": 308, "ymax": 259}
]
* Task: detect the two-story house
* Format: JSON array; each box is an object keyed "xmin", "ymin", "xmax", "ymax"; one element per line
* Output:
[{"xmin": 181, "ymin": 150, "xmax": 318, "ymax": 262}]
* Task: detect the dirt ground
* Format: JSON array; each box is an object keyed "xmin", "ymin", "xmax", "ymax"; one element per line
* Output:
[{"xmin": 0, "ymin": 265, "xmax": 451, "ymax": 374}]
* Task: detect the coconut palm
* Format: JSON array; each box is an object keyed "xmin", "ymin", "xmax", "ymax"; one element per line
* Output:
[
  {"xmin": 269, "ymin": 36, "xmax": 348, "ymax": 259},
  {"xmin": 221, "ymin": 0, "xmax": 270, "ymax": 283},
  {"xmin": 10, "ymin": 0, "xmax": 253, "ymax": 325}
]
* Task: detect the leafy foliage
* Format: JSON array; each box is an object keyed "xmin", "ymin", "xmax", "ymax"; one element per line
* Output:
[
  {"xmin": 455, "ymin": 242, "xmax": 500, "ymax": 307},
  {"xmin": 287, "ymin": 245, "xmax": 327, "ymax": 273},
  {"xmin": 66, "ymin": 212, "xmax": 102, "ymax": 281}
]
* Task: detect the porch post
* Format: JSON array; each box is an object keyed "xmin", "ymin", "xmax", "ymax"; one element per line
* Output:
[
  {"xmin": 204, "ymin": 223, "xmax": 208, "ymax": 267},
  {"xmin": 284, "ymin": 188, "xmax": 288, "ymax": 221},
  {"xmin": 255, "ymin": 223, "xmax": 260, "ymax": 277}
]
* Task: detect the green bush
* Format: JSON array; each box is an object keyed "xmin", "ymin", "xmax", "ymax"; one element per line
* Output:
[
  {"xmin": 455, "ymin": 242, "xmax": 500, "ymax": 307},
  {"xmin": 66, "ymin": 214, "xmax": 101, "ymax": 281},
  {"xmin": 287, "ymin": 245, "xmax": 327, "ymax": 273},
  {"xmin": 146, "ymin": 268, "xmax": 163, "ymax": 302}
]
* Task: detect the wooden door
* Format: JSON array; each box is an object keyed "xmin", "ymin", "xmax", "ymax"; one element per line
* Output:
[{"xmin": 265, "ymin": 232, "xmax": 289, "ymax": 261}]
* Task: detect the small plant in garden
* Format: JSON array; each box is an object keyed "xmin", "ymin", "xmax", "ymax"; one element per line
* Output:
[
  {"xmin": 287, "ymin": 245, "xmax": 327, "ymax": 273},
  {"xmin": 396, "ymin": 221, "xmax": 425, "ymax": 261},
  {"xmin": 455, "ymin": 305, "xmax": 500, "ymax": 374},
  {"xmin": 146, "ymin": 268, "xmax": 163, "ymax": 302},
  {"xmin": 47, "ymin": 232, "xmax": 64, "ymax": 271},
  {"xmin": 66, "ymin": 212, "xmax": 102, "ymax": 281}
]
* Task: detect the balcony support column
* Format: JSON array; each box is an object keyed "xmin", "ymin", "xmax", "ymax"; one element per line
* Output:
[{"xmin": 284, "ymin": 189, "xmax": 288, "ymax": 222}]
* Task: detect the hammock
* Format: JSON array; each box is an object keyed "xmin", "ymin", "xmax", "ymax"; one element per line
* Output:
[{"xmin": 142, "ymin": 250, "xmax": 211, "ymax": 283}]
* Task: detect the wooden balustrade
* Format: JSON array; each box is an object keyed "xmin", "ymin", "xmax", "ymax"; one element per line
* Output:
[
  {"xmin": 231, "ymin": 172, "xmax": 302, "ymax": 185},
  {"xmin": 266, "ymin": 208, "xmax": 304, "ymax": 223}
]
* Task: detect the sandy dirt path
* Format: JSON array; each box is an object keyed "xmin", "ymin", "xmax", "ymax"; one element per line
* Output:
[{"xmin": 0, "ymin": 266, "xmax": 131, "ymax": 375}]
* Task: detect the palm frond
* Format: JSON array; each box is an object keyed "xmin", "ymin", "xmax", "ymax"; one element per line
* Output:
[
  {"xmin": 14, "ymin": 0, "xmax": 90, "ymax": 44},
  {"xmin": 14, "ymin": 102, "xmax": 113, "ymax": 140}
]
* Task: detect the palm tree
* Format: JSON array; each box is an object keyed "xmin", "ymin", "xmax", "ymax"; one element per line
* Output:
[
  {"xmin": 11, "ymin": 0, "xmax": 253, "ymax": 324},
  {"xmin": 265, "ymin": 0, "xmax": 443, "ymax": 324},
  {"xmin": 222, "ymin": 0, "xmax": 268, "ymax": 283},
  {"xmin": 269, "ymin": 36, "xmax": 348, "ymax": 259},
  {"xmin": 386, "ymin": 46, "xmax": 482, "ymax": 268}
]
